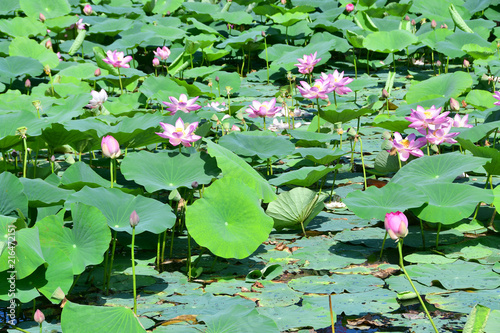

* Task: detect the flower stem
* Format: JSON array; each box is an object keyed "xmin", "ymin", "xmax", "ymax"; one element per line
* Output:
[
  {"xmin": 329, "ymin": 294, "xmax": 336, "ymax": 333},
  {"xmin": 263, "ymin": 117, "xmax": 266, "ymax": 131},
  {"xmin": 420, "ymin": 219, "xmax": 426, "ymax": 249},
  {"xmin": 117, "ymin": 68, "xmax": 123, "ymax": 95},
  {"xmin": 264, "ymin": 36, "xmax": 270, "ymax": 85},
  {"xmin": 397, "ymin": 241, "xmax": 439, "ymax": 333},
  {"xmin": 435, "ymin": 223, "xmax": 441, "ymax": 250},
  {"xmin": 316, "ymin": 97, "xmax": 321, "ymax": 133},
  {"xmin": 22, "ymin": 137, "xmax": 28, "ymax": 178},
  {"xmin": 333, "ymin": 91, "xmax": 337, "ymax": 107},
  {"xmin": 187, "ymin": 232, "xmax": 192, "ymax": 281},
  {"xmin": 109, "ymin": 159, "xmax": 114, "ymax": 188},
  {"xmin": 106, "ymin": 230, "xmax": 118, "ymax": 294},
  {"xmin": 352, "ymin": 48, "xmax": 357, "ymax": 79},
  {"xmin": 359, "ymin": 137, "xmax": 367, "ymax": 190},
  {"xmin": 379, "ymin": 231, "xmax": 388, "ymax": 260},
  {"xmin": 131, "ymin": 226, "xmax": 137, "ymax": 314}
]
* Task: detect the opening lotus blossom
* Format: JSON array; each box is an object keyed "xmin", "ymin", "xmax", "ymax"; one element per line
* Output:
[
  {"xmin": 245, "ymin": 98, "xmax": 281, "ymax": 118},
  {"xmin": 391, "ymin": 132, "xmax": 426, "ymax": 161},
  {"xmin": 405, "ymin": 105, "xmax": 450, "ymax": 131},
  {"xmin": 297, "ymin": 79, "xmax": 331, "ymax": 100},
  {"xmin": 154, "ymin": 46, "xmax": 171, "ymax": 61},
  {"xmin": 103, "ymin": 50, "xmax": 133, "ymax": 68},
  {"xmin": 87, "ymin": 89, "xmax": 107, "ymax": 109},
  {"xmin": 385, "ymin": 211, "xmax": 408, "ymax": 241},
  {"xmin": 294, "ymin": 52, "xmax": 321, "ymax": 75},
  {"xmin": 156, "ymin": 117, "xmax": 201, "ymax": 147},
  {"xmin": 163, "ymin": 94, "xmax": 202, "ymax": 115}
]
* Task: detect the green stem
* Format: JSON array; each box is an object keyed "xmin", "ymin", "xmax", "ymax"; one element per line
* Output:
[
  {"xmin": 352, "ymin": 48, "xmax": 357, "ymax": 79},
  {"xmin": 169, "ymin": 227, "xmax": 175, "ymax": 259},
  {"xmin": 398, "ymin": 241, "xmax": 439, "ymax": 333},
  {"xmin": 106, "ymin": 230, "xmax": 118, "ymax": 294},
  {"xmin": 392, "ymin": 52, "xmax": 396, "ymax": 74},
  {"xmin": 333, "ymin": 91, "xmax": 337, "ymax": 107},
  {"xmin": 359, "ymin": 137, "xmax": 367, "ymax": 190},
  {"xmin": 110, "ymin": 159, "xmax": 114, "ymax": 188},
  {"xmin": 419, "ymin": 219, "xmax": 426, "ymax": 249},
  {"xmin": 328, "ymin": 168, "xmax": 338, "ymax": 202},
  {"xmin": 48, "ymin": 71, "xmax": 55, "ymax": 96},
  {"xmin": 316, "ymin": 97, "xmax": 321, "ymax": 133},
  {"xmin": 117, "ymin": 68, "xmax": 123, "ymax": 95},
  {"xmin": 161, "ymin": 229, "xmax": 167, "ymax": 267},
  {"xmin": 366, "ymin": 50, "xmax": 370, "ymax": 75},
  {"xmin": 187, "ymin": 232, "xmax": 192, "ymax": 281},
  {"xmin": 328, "ymin": 294, "xmax": 335, "ymax": 333},
  {"xmin": 398, "ymin": 153, "xmax": 402, "ymax": 170},
  {"xmin": 8, "ymin": 325, "xmax": 31, "ymax": 333},
  {"xmin": 131, "ymin": 226, "xmax": 137, "ymax": 314},
  {"xmin": 156, "ymin": 233, "xmax": 161, "ymax": 270},
  {"xmin": 264, "ymin": 36, "xmax": 270, "ymax": 85},
  {"xmin": 435, "ymin": 223, "xmax": 441, "ymax": 250},
  {"xmin": 103, "ymin": 241, "xmax": 109, "ymax": 292},
  {"xmin": 22, "ymin": 137, "xmax": 27, "ymax": 178},
  {"xmin": 379, "ymin": 231, "xmax": 388, "ymax": 260},
  {"xmin": 263, "ymin": 117, "xmax": 266, "ymax": 131}
]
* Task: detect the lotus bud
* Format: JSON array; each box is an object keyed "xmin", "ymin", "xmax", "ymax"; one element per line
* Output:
[
  {"xmin": 231, "ymin": 124, "xmax": 241, "ymax": 132},
  {"xmin": 94, "ymin": 68, "xmax": 101, "ymax": 76},
  {"xmin": 191, "ymin": 181, "xmax": 199, "ymax": 189},
  {"xmin": 215, "ymin": 76, "xmax": 220, "ymax": 82},
  {"xmin": 34, "ymin": 309, "xmax": 45, "ymax": 324},
  {"xmin": 101, "ymin": 135, "xmax": 121, "ymax": 159},
  {"xmin": 152, "ymin": 57, "xmax": 160, "ymax": 67},
  {"xmin": 346, "ymin": 3, "xmax": 354, "ymax": 13},
  {"xmin": 166, "ymin": 11, "xmax": 171, "ymax": 16},
  {"xmin": 382, "ymin": 88, "xmax": 389, "ymax": 99},
  {"xmin": 208, "ymin": 79, "xmax": 213, "ymax": 87},
  {"xmin": 45, "ymin": 40, "xmax": 52, "ymax": 49},
  {"xmin": 83, "ymin": 4, "xmax": 92, "ymax": 15},
  {"xmin": 51, "ymin": 155, "xmax": 56, "ymax": 162},
  {"xmin": 431, "ymin": 19, "xmax": 437, "ymax": 29},
  {"xmin": 449, "ymin": 98, "xmax": 460, "ymax": 111},
  {"xmin": 441, "ymin": 24, "xmax": 448, "ymax": 29},
  {"xmin": 25, "ymin": 79, "xmax": 31, "ymax": 89},
  {"xmin": 404, "ymin": 15, "xmax": 410, "ymax": 21},
  {"xmin": 385, "ymin": 211, "xmax": 408, "ymax": 241},
  {"xmin": 39, "ymin": 13, "xmax": 46, "ymax": 22},
  {"xmin": 281, "ymin": 0, "xmax": 286, "ymax": 4},
  {"xmin": 463, "ymin": 59, "xmax": 470, "ymax": 68},
  {"xmin": 411, "ymin": 19, "xmax": 416, "ymax": 26},
  {"xmin": 129, "ymin": 210, "xmax": 140, "ymax": 227},
  {"xmin": 262, "ymin": 31, "xmax": 266, "ymax": 37}
]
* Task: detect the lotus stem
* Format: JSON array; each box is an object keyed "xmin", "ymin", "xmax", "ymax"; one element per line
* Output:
[
  {"xmin": 106, "ymin": 229, "xmax": 118, "ymax": 294},
  {"xmin": 316, "ymin": 97, "xmax": 321, "ymax": 133},
  {"xmin": 8, "ymin": 325, "xmax": 30, "ymax": 333},
  {"xmin": 267, "ymin": 158, "xmax": 273, "ymax": 176},
  {"xmin": 156, "ymin": 234, "xmax": 161, "ymax": 269},
  {"xmin": 328, "ymin": 168, "xmax": 338, "ymax": 202},
  {"xmin": 398, "ymin": 153, "xmax": 402, "ymax": 170},
  {"xmin": 398, "ymin": 241, "xmax": 439, "ymax": 333},
  {"xmin": 359, "ymin": 137, "xmax": 367, "ymax": 190},
  {"xmin": 379, "ymin": 231, "xmax": 388, "ymax": 260},
  {"xmin": 169, "ymin": 227, "xmax": 175, "ymax": 259},
  {"xmin": 240, "ymin": 50, "xmax": 245, "ymax": 77},
  {"xmin": 329, "ymin": 294, "xmax": 335, "ymax": 333},
  {"xmin": 435, "ymin": 223, "xmax": 441, "ymax": 250},
  {"xmin": 264, "ymin": 36, "xmax": 270, "ymax": 84},
  {"xmin": 431, "ymin": 50, "xmax": 435, "ymax": 75},
  {"xmin": 22, "ymin": 137, "xmax": 27, "ymax": 178},
  {"xmin": 352, "ymin": 48, "xmax": 357, "ymax": 79},
  {"xmin": 366, "ymin": 50, "xmax": 370, "ymax": 75},
  {"xmin": 161, "ymin": 229, "xmax": 167, "ymax": 268},
  {"xmin": 300, "ymin": 221, "xmax": 307, "ymax": 238},
  {"xmin": 103, "ymin": 242, "xmax": 109, "ymax": 292},
  {"xmin": 2, "ymin": 151, "xmax": 7, "ymax": 172},
  {"xmin": 109, "ymin": 159, "xmax": 114, "ymax": 188},
  {"xmin": 117, "ymin": 68, "xmax": 124, "ymax": 95},
  {"xmin": 333, "ymin": 91, "xmax": 337, "ymax": 107},
  {"xmin": 263, "ymin": 117, "xmax": 266, "ymax": 131},
  {"xmin": 187, "ymin": 232, "xmax": 192, "ymax": 281},
  {"xmin": 392, "ymin": 52, "xmax": 396, "ymax": 74},
  {"xmin": 418, "ymin": 219, "xmax": 426, "ymax": 249},
  {"xmin": 131, "ymin": 226, "xmax": 137, "ymax": 314}
]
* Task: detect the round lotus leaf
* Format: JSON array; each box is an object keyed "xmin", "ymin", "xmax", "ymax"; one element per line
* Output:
[
  {"xmin": 121, "ymin": 151, "xmax": 220, "ymax": 192},
  {"xmin": 0, "ymin": 56, "xmax": 43, "ymax": 83},
  {"xmin": 239, "ymin": 280, "xmax": 301, "ymax": 307},
  {"xmin": 200, "ymin": 305, "xmax": 279, "ymax": 333},
  {"xmin": 269, "ymin": 165, "xmax": 340, "ymax": 187},
  {"xmin": 294, "ymin": 147, "xmax": 349, "ymax": 165},
  {"xmin": 19, "ymin": 0, "xmax": 71, "ymax": 19},
  {"xmin": 19, "ymin": 178, "xmax": 74, "ymax": 207},
  {"xmin": 66, "ymin": 186, "xmax": 176, "ymax": 234},
  {"xmin": 363, "ymin": 30, "xmax": 417, "ymax": 53},
  {"xmin": 36, "ymin": 247, "xmax": 73, "ymax": 304},
  {"xmin": 257, "ymin": 304, "xmax": 332, "ymax": 332},
  {"xmin": 288, "ymin": 274, "xmax": 384, "ymax": 294},
  {"xmin": 186, "ymin": 177, "xmax": 273, "ymax": 259},
  {"xmin": 426, "ymin": 289, "xmax": 500, "ymax": 313},
  {"xmin": 319, "ymin": 104, "xmax": 376, "ymax": 124},
  {"xmin": 405, "ymin": 72, "xmax": 473, "ymax": 104},
  {"xmin": 9, "ymin": 37, "xmax": 60, "ymax": 69},
  {"xmin": 218, "ymin": 132, "xmax": 295, "ymax": 160},
  {"xmin": 0, "ymin": 171, "xmax": 28, "ymax": 217}
]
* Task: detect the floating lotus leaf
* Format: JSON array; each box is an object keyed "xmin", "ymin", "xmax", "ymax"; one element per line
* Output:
[
  {"xmin": 363, "ymin": 30, "xmax": 417, "ymax": 53},
  {"xmin": 61, "ymin": 161, "xmax": 111, "ymax": 190},
  {"xmin": 269, "ymin": 165, "xmax": 340, "ymax": 187},
  {"xmin": 186, "ymin": 177, "xmax": 273, "ymax": 259},
  {"xmin": 288, "ymin": 274, "xmax": 384, "ymax": 294},
  {"xmin": 199, "ymin": 305, "xmax": 279, "ymax": 333},
  {"xmin": 405, "ymin": 72, "xmax": 473, "ymax": 104},
  {"xmin": 426, "ymin": 289, "xmax": 500, "ymax": 314},
  {"xmin": 218, "ymin": 131, "xmax": 295, "ymax": 160},
  {"xmin": 121, "ymin": 151, "xmax": 219, "ymax": 192},
  {"xmin": 294, "ymin": 147, "xmax": 349, "ymax": 165},
  {"xmin": 66, "ymin": 186, "xmax": 176, "ymax": 234}
]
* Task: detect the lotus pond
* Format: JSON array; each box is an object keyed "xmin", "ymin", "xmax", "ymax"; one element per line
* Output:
[{"xmin": 1, "ymin": 0, "xmax": 500, "ymax": 332}]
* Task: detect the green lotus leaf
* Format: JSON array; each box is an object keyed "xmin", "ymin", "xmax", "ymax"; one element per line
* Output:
[
  {"xmin": 199, "ymin": 305, "xmax": 279, "ymax": 333},
  {"xmin": 266, "ymin": 187, "xmax": 327, "ymax": 231},
  {"xmin": 186, "ymin": 177, "xmax": 274, "ymax": 259},
  {"xmin": 66, "ymin": 187, "xmax": 176, "ymax": 234},
  {"xmin": 19, "ymin": 0, "xmax": 71, "ymax": 19},
  {"xmin": 372, "ymin": 114, "xmax": 411, "ymax": 133},
  {"xmin": 344, "ymin": 182, "xmax": 427, "ymax": 221},
  {"xmin": 61, "ymin": 162, "xmax": 111, "ymax": 190},
  {"xmin": 88, "ymin": 18, "xmax": 133, "ymax": 37},
  {"xmin": 269, "ymin": 165, "xmax": 340, "ymax": 187},
  {"xmin": 61, "ymin": 300, "xmax": 146, "ymax": 333},
  {"xmin": 465, "ymin": 89, "xmax": 497, "ymax": 111},
  {"xmin": 0, "ymin": 270, "xmax": 40, "ymax": 303},
  {"xmin": 462, "ymin": 43, "xmax": 496, "ymax": 60},
  {"xmin": 269, "ymin": 12, "xmax": 308, "ymax": 27},
  {"xmin": 206, "ymin": 140, "xmax": 276, "ymax": 203},
  {"xmin": 0, "ymin": 17, "xmax": 46, "ymax": 38},
  {"xmin": 0, "ymin": 172, "xmax": 28, "ymax": 217},
  {"xmin": 37, "ymin": 203, "xmax": 111, "ymax": 275},
  {"xmin": 456, "ymin": 138, "xmax": 500, "ymax": 176},
  {"xmin": 412, "ymin": 183, "xmax": 493, "ymax": 224},
  {"xmin": 405, "ymin": 72, "xmax": 473, "ymax": 104},
  {"xmin": 288, "ymin": 274, "xmax": 384, "ymax": 294},
  {"xmin": 363, "ymin": 30, "xmax": 417, "ymax": 53},
  {"xmin": 294, "ymin": 147, "xmax": 349, "ymax": 165},
  {"xmin": 435, "ymin": 31, "xmax": 490, "ymax": 59},
  {"xmin": 320, "ymin": 104, "xmax": 376, "ymax": 124},
  {"xmin": 213, "ymin": 11, "xmax": 254, "ymax": 25},
  {"xmin": 0, "ymin": 222, "xmax": 45, "ymax": 279},
  {"xmin": 19, "ymin": 178, "xmax": 74, "ymax": 207},
  {"xmin": 419, "ymin": 28, "xmax": 454, "ymax": 50},
  {"xmin": 426, "ymin": 289, "xmax": 500, "ymax": 314},
  {"xmin": 391, "ymin": 152, "xmax": 490, "ymax": 186},
  {"xmin": 218, "ymin": 131, "xmax": 295, "ymax": 160},
  {"xmin": 153, "ymin": 0, "xmax": 185, "ymax": 15},
  {"xmin": 121, "ymin": 151, "xmax": 220, "ymax": 192},
  {"xmin": 36, "ymin": 247, "xmax": 73, "ymax": 304},
  {"xmin": 9, "ymin": 37, "xmax": 59, "ymax": 69},
  {"xmin": 57, "ymin": 63, "xmax": 103, "ymax": 80},
  {"xmin": 207, "ymin": 71, "xmax": 241, "ymax": 93}
]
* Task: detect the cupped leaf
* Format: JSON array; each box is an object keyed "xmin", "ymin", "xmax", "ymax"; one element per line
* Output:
[
  {"xmin": 269, "ymin": 165, "xmax": 339, "ymax": 187},
  {"xmin": 121, "ymin": 151, "xmax": 220, "ymax": 192},
  {"xmin": 363, "ymin": 30, "xmax": 417, "ymax": 53},
  {"xmin": 66, "ymin": 187, "xmax": 176, "ymax": 234},
  {"xmin": 266, "ymin": 187, "xmax": 327, "ymax": 231},
  {"xmin": 37, "ymin": 204, "xmax": 111, "ymax": 275},
  {"xmin": 412, "ymin": 184, "xmax": 493, "ymax": 224},
  {"xmin": 344, "ymin": 182, "xmax": 427, "ymax": 221},
  {"xmin": 206, "ymin": 140, "xmax": 276, "ymax": 203},
  {"xmin": 218, "ymin": 132, "xmax": 295, "ymax": 160},
  {"xmin": 391, "ymin": 152, "xmax": 490, "ymax": 186},
  {"xmin": 405, "ymin": 72, "xmax": 473, "ymax": 104},
  {"xmin": 61, "ymin": 300, "xmax": 146, "ymax": 333},
  {"xmin": 186, "ymin": 177, "xmax": 274, "ymax": 259}
]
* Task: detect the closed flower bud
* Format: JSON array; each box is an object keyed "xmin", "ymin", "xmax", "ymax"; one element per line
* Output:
[
  {"xmin": 385, "ymin": 211, "xmax": 408, "ymax": 241},
  {"xmin": 83, "ymin": 4, "xmax": 92, "ymax": 15},
  {"xmin": 152, "ymin": 57, "xmax": 160, "ymax": 67},
  {"xmin": 346, "ymin": 3, "xmax": 354, "ymax": 13},
  {"xmin": 94, "ymin": 68, "xmax": 101, "ymax": 76},
  {"xmin": 25, "ymin": 79, "xmax": 31, "ymax": 88},
  {"xmin": 449, "ymin": 98, "xmax": 460, "ymax": 111},
  {"xmin": 382, "ymin": 88, "xmax": 389, "ymax": 99},
  {"xmin": 39, "ymin": 13, "xmax": 46, "ymax": 22},
  {"xmin": 129, "ymin": 210, "xmax": 140, "ymax": 227},
  {"xmin": 441, "ymin": 24, "xmax": 448, "ymax": 29},
  {"xmin": 191, "ymin": 181, "xmax": 199, "ymax": 189},
  {"xmin": 101, "ymin": 135, "xmax": 121, "ymax": 159},
  {"xmin": 45, "ymin": 40, "xmax": 52, "ymax": 49},
  {"xmin": 436, "ymin": 60, "xmax": 441, "ymax": 67},
  {"xmin": 411, "ymin": 19, "xmax": 416, "ymax": 26},
  {"xmin": 461, "ymin": 100, "xmax": 467, "ymax": 108},
  {"xmin": 404, "ymin": 15, "xmax": 410, "ymax": 21},
  {"xmin": 34, "ymin": 309, "xmax": 45, "ymax": 324},
  {"xmin": 463, "ymin": 59, "xmax": 470, "ymax": 68},
  {"xmin": 215, "ymin": 76, "xmax": 220, "ymax": 82},
  {"xmin": 231, "ymin": 124, "xmax": 241, "ymax": 132},
  {"xmin": 262, "ymin": 31, "xmax": 266, "ymax": 37},
  {"xmin": 431, "ymin": 19, "xmax": 437, "ymax": 29}
]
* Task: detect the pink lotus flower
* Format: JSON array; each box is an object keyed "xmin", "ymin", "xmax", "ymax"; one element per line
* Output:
[
  {"xmin": 101, "ymin": 135, "xmax": 121, "ymax": 159},
  {"xmin": 385, "ymin": 212, "xmax": 408, "ymax": 241},
  {"xmin": 209, "ymin": 101, "xmax": 227, "ymax": 112},
  {"xmin": 493, "ymin": 91, "xmax": 500, "ymax": 105},
  {"xmin": 295, "ymin": 52, "xmax": 321, "ymax": 75},
  {"xmin": 424, "ymin": 123, "xmax": 459, "ymax": 145},
  {"xmin": 34, "ymin": 309, "xmax": 45, "ymax": 324},
  {"xmin": 69, "ymin": 18, "xmax": 86, "ymax": 30},
  {"xmin": 405, "ymin": 105, "xmax": 450, "ymax": 131},
  {"xmin": 346, "ymin": 3, "xmax": 354, "ymax": 13},
  {"xmin": 320, "ymin": 70, "xmax": 353, "ymax": 95},
  {"xmin": 156, "ymin": 118, "xmax": 202, "ymax": 147},
  {"xmin": 103, "ymin": 50, "xmax": 133, "ymax": 68},
  {"xmin": 87, "ymin": 89, "xmax": 108, "ymax": 109},
  {"xmin": 129, "ymin": 210, "xmax": 140, "ymax": 227},
  {"xmin": 163, "ymin": 94, "xmax": 202, "ymax": 115},
  {"xmin": 152, "ymin": 58, "xmax": 160, "ymax": 67},
  {"xmin": 391, "ymin": 132, "xmax": 426, "ymax": 161},
  {"xmin": 83, "ymin": 4, "xmax": 92, "ymax": 15},
  {"xmin": 154, "ymin": 46, "xmax": 171, "ymax": 61},
  {"xmin": 57, "ymin": 52, "xmax": 62, "ymax": 62},
  {"xmin": 451, "ymin": 114, "xmax": 473, "ymax": 128},
  {"xmin": 297, "ymin": 79, "xmax": 330, "ymax": 100},
  {"xmin": 245, "ymin": 98, "xmax": 281, "ymax": 118}
]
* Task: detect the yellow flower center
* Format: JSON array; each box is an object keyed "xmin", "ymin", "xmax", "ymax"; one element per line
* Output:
[
  {"xmin": 424, "ymin": 111, "xmax": 432, "ymax": 118},
  {"xmin": 401, "ymin": 139, "xmax": 410, "ymax": 148}
]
